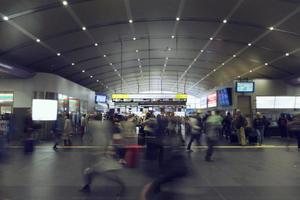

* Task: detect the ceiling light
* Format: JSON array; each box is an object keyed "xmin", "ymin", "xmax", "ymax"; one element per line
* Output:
[
  {"xmin": 3, "ymin": 16, "xmax": 9, "ymax": 21},
  {"xmin": 248, "ymin": 43, "xmax": 252, "ymax": 46},
  {"xmin": 57, "ymin": 53, "xmax": 61, "ymax": 56},
  {"xmin": 168, "ymin": 47, "xmax": 171, "ymax": 51},
  {"xmin": 213, "ymin": 69, "xmax": 216, "ymax": 72},
  {"xmin": 139, "ymin": 65, "xmax": 142, "ymax": 68},
  {"xmin": 166, "ymin": 57, "xmax": 168, "ymax": 60},
  {"xmin": 194, "ymin": 58, "xmax": 197, "ymax": 62},
  {"xmin": 285, "ymin": 53, "xmax": 290, "ymax": 56},
  {"xmin": 94, "ymin": 43, "xmax": 98, "ymax": 46},
  {"xmin": 137, "ymin": 58, "xmax": 140, "ymax": 61},
  {"xmin": 129, "ymin": 19, "xmax": 133, "ymax": 23},
  {"xmin": 249, "ymin": 70, "xmax": 253, "ymax": 73},
  {"xmin": 82, "ymin": 70, "xmax": 85, "ymax": 73},
  {"xmin": 269, "ymin": 26, "xmax": 274, "ymax": 30},
  {"xmin": 90, "ymin": 75, "xmax": 93, "ymax": 78},
  {"xmin": 264, "ymin": 63, "xmax": 268, "ymax": 66},
  {"xmin": 96, "ymin": 80, "xmax": 99, "ymax": 82},
  {"xmin": 201, "ymin": 50, "xmax": 204, "ymax": 52},
  {"xmin": 71, "ymin": 63, "xmax": 75, "ymax": 66},
  {"xmin": 106, "ymin": 86, "xmax": 108, "ymax": 88},
  {"xmin": 133, "ymin": 37, "xmax": 136, "ymax": 41},
  {"xmin": 36, "ymin": 38, "xmax": 40, "ymax": 43},
  {"xmin": 103, "ymin": 54, "xmax": 106, "ymax": 57},
  {"xmin": 238, "ymin": 75, "xmax": 241, "ymax": 78},
  {"xmin": 82, "ymin": 26, "xmax": 86, "ymax": 31},
  {"xmin": 135, "ymin": 49, "xmax": 139, "ymax": 53},
  {"xmin": 222, "ymin": 63, "xmax": 225, "ymax": 66},
  {"xmin": 118, "ymin": 74, "xmax": 121, "ymax": 77},
  {"xmin": 210, "ymin": 37, "xmax": 213, "ymax": 40},
  {"xmin": 171, "ymin": 35, "xmax": 175, "ymax": 39},
  {"xmin": 233, "ymin": 54, "xmax": 236, "ymax": 57},
  {"xmin": 176, "ymin": 17, "xmax": 180, "ymax": 21},
  {"xmin": 62, "ymin": 1, "xmax": 68, "ymax": 6},
  {"xmin": 109, "ymin": 63, "xmax": 113, "ymax": 66},
  {"xmin": 164, "ymin": 64, "xmax": 167, "ymax": 67},
  {"xmin": 223, "ymin": 19, "xmax": 227, "ymax": 23},
  {"xmin": 114, "ymin": 69, "xmax": 117, "ymax": 72}
]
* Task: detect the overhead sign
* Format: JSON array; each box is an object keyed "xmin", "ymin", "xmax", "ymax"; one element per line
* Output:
[
  {"xmin": 0, "ymin": 93, "xmax": 13, "ymax": 103},
  {"xmin": 112, "ymin": 94, "xmax": 129, "ymax": 99},
  {"xmin": 207, "ymin": 93, "xmax": 217, "ymax": 108},
  {"xmin": 112, "ymin": 93, "xmax": 187, "ymax": 100}
]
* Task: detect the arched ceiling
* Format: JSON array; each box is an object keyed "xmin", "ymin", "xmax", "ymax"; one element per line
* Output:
[{"xmin": 0, "ymin": 0, "xmax": 299, "ymax": 97}]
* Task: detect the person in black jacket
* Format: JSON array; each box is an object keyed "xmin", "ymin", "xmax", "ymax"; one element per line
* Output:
[{"xmin": 253, "ymin": 112, "xmax": 265, "ymax": 145}]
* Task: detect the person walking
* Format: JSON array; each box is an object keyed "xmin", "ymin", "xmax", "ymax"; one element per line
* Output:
[
  {"xmin": 278, "ymin": 113, "xmax": 288, "ymax": 138},
  {"xmin": 52, "ymin": 114, "xmax": 64, "ymax": 150},
  {"xmin": 222, "ymin": 112, "xmax": 233, "ymax": 140},
  {"xmin": 62, "ymin": 114, "xmax": 73, "ymax": 146},
  {"xmin": 186, "ymin": 114, "xmax": 202, "ymax": 152},
  {"xmin": 287, "ymin": 114, "xmax": 300, "ymax": 150},
  {"xmin": 205, "ymin": 110, "xmax": 223, "ymax": 162},
  {"xmin": 253, "ymin": 112, "xmax": 265, "ymax": 146},
  {"xmin": 234, "ymin": 110, "xmax": 247, "ymax": 146},
  {"xmin": 80, "ymin": 114, "xmax": 88, "ymax": 138}
]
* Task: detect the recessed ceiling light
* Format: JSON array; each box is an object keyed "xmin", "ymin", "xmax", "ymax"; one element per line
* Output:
[
  {"xmin": 103, "ymin": 54, "xmax": 107, "ymax": 57},
  {"xmin": 57, "ymin": 53, "xmax": 61, "ymax": 56},
  {"xmin": 238, "ymin": 75, "xmax": 241, "ymax": 78},
  {"xmin": 194, "ymin": 58, "xmax": 197, "ymax": 62},
  {"xmin": 269, "ymin": 26, "xmax": 274, "ymax": 30},
  {"xmin": 137, "ymin": 58, "xmax": 140, "ymax": 61},
  {"xmin": 233, "ymin": 54, "xmax": 236, "ymax": 57},
  {"xmin": 285, "ymin": 53, "xmax": 290, "ymax": 56},
  {"xmin": 201, "ymin": 50, "xmax": 204, "ymax": 52},
  {"xmin": 94, "ymin": 43, "xmax": 98, "ymax": 46},
  {"xmin": 118, "ymin": 74, "xmax": 121, "ymax": 77},
  {"xmin": 168, "ymin": 47, "xmax": 171, "ymax": 51},
  {"xmin": 249, "ymin": 70, "xmax": 253, "ymax": 73},
  {"xmin": 171, "ymin": 35, "xmax": 175, "ymax": 39},
  {"xmin": 62, "ymin": 1, "xmax": 68, "ymax": 6},
  {"xmin": 139, "ymin": 65, "xmax": 142, "ymax": 68},
  {"xmin": 90, "ymin": 75, "xmax": 93, "ymax": 78},
  {"xmin": 164, "ymin": 64, "xmax": 167, "ymax": 67},
  {"xmin": 222, "ymin": 63, "xmax": 225, "ymax": 66},
  {"xmin": 140, "ymin": 70, "xmax": 143, "ymax": 73},
  {"xmin": 71, "ymin": 63, "xmax": 75, "ymax": 66},
  {"xmin": 166, "ymin": 57, "xmax": 168, "ymax": 60},
  {"xmin": 135, "ymin": 49, "xmax": 139, "ymax": 53},
  {"xmin": 129, "ymin": 19, "xmax": 133, "ymax": 23},
  {"xmin": 264, "ymin": 63, "xmax": 268, "ymax": 66},
  {"xmin": 82, "ymin": 26, "xmax": 86, "ymax": 31},
  {"xmin": 210, "ymin": 37, "xmax": 213, "ymax": 40},
  {"xmin": 109, "ymin": 63, "xmax": 113, "ymax": 66},
  {"xmin": 176, "ymin": 17, "xmax": 180, "ymax": 21},
  {"xmin": 96, "ymin": 80, "xmax": 99, "ymax": 82},
  {"xmin": 133, "ymin": 37, "xmax": 136, "ymax": 41},
  {"xmin": 36, "ymin": 38, "xmax": 40, "ymax": 43},
  {"xmin": 3, "ymin": 16, "xmax": 9, "ymax": 21},
  {"xmin": 223, "ymin": 19, "xmax": 227, "ymax": 23},
  {"xmin": 114, "ymin": 69, "xmax": 117, "ymax": 72},
  {"xmin": 248, "ymin": 43, "xmax": 252, "ymax": 46},
  {"xmin": 106, "ymin": 86, "xmax": 108, "ymax": 88},
  {"xmin": 213, "ymin": 69, "xmax": 216, "ymax": 72},
  {"xmin": 82, "ymin": 70, "xmax": 85, "ymax": 73}
]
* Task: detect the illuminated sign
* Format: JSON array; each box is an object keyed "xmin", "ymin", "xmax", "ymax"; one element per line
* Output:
[
  {"xmin": 207, "ymin": 93, "xmax": 217, "ymax": 108},
  {"xmin": 112, "ymin": 94, "xmax": 129, "ymax": 99},
  {"xmin": 112, "ymin": 93, "xmax": 187, "ymax": 100},
  {"xmin": 175, "ymin": 94, "xmax": 188, "ymax": 99},
  {"xmin": 0, "ymin": 93, "xmax": 13, "ymax": 103}
]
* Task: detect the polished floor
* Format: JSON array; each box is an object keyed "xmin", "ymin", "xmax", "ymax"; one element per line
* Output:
[{"xmin": 1, "ymin": 120, "xmax": 300, "ymax": 200}]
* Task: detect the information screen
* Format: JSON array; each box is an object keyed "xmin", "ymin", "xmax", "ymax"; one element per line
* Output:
[
  {"xmin": 207, "ymin": 93, "xmax": 217, "ymax": 108},
  {"xmin": 217, "ymin": 88, "xmax": 232, "ymax": 106},
  {"xmin": 236, "ymin": 82, "xmax": 255, "ymax": 93},
  {"xmin": 32, "ymin": 99, "xmax": 58, "ymax": 121},
  {"xmin": 275, "ymin": 96, "xmax": 295, "ymax": 109},
  {"xmin": 256, "ymin": 96, "xmax": 275, "ymax": 109},
  {"xmin": 95, "ymin": 95, "xmax": 107, "ymax": 103},
  {"xmin": 199, "ymin": 97, "xmax": 207, "ymax": 109}
]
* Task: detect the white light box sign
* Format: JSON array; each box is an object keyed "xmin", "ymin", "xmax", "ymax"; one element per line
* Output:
[
  {"xmin": 256, "ymin": 96, "xmax": 275, "ymax": 109},
  {"xmin": 32, "ymin": 99, "xmax": 58, "ymax": 121}
]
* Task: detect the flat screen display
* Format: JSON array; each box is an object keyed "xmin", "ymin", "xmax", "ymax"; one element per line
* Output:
[
  {"xmin": 236, "ymin": 82, "xmax": 255, "ymax": 93},
  {"xmin": 207, "ymin": 93, "xmax": 217, "ymax": 108},
  {"xmin": 256, "ymin": 96, "xmax": 275, "ymax": 109},
  {"xmin": 199, "ymin": 97, "xmax": 207, "ymax": 109},
  {"xmin": 217, "ymin": 88, "xmax": 232, "ymax": 106},
  {"xmin": 275, "ymin": 96, "xmax": 295, "ymax": 109},
  {"xmin": 95, "ymin": 95, "xmax": 107, "ymax": 103},
  {"xmin": 32, "ymin": 99, "xmax": 58, "ymax": 121}
]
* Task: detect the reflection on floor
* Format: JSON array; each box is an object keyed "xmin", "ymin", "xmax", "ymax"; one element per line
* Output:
[{"xmin": 1, "ymin": 120, "xmax": 300, "ymax": 200}]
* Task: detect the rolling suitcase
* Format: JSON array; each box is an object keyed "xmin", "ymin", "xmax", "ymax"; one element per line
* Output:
[{"xmin": 24, "ymin": 139, "xmax": 35, "ymax": 153}]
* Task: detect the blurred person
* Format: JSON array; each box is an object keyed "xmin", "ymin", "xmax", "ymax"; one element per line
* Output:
[
  {"xmin": 62, "ymin": 114, "xmax": 73, "ymax": 146},
  {"xmin": 205, "ymin": 110, "xmax": 223, "ymax": 161},
  {"xmin": 80, "ymin": 114, "xmax": 88, "ymax": 138},
  {"xmin": 80, "ymin": 146, "xmax": 125, "ymax": 197},
  {"xmin": 186, "ymin": 114, "xmax": 202, "ymax": 152},
  {"xmin": 278, "ymin": 113, "xmax": 288, "ymax": 138},
  {"xmin": 52, "ymin": 114, "xmax": 64, "ymax": 150},
  {"xmin": 143, "ymin": 112, "xmax": 159, "ymax": 160},
  {"xmin": 222, "ymin": 112, "xmax": 233, "ymax": 140},
  {"xmin": 24, "ymin": 109, "xmax": 33, "ymax": 139},
  {"xmin": 262, "ymin": 115, "xmax": 270, "ymax": 137},
  {"xmin": 234, "ymin": 110, "xmax": 247, "ymax": 146},
  {"xmin": 253, "ymin": 112, "xmax": 265, "ymax": 145},
  {"xmin": 287, "ymin": 114, "xmax": 300, "ymax": 150}
]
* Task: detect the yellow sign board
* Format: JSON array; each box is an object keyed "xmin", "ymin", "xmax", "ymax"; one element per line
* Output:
[
  {"xmin": 175, "ymin": 94, "xmax": 187, "ymax": 99},
  {"xmin": 112, "ymin": 94, "xmax": 129, "ymax": 99}
]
